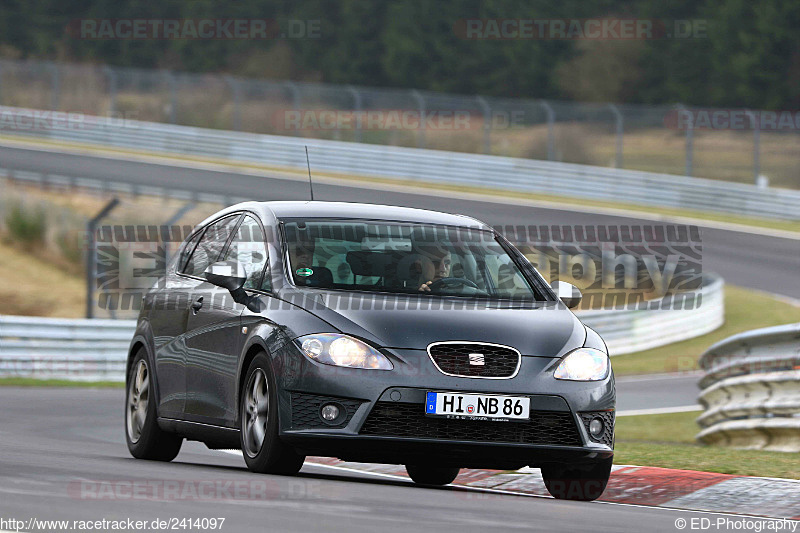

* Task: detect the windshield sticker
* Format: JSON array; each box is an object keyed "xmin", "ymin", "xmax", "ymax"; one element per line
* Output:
[{"xmin": 296, "ymin": 268, "xmax": 314, "ymax": 277}]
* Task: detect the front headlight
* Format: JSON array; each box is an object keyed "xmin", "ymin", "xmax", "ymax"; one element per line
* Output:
[
  {"xmin": 295, "ymin": 334, "xmax": 393, "ymax": 370},
  {"xmin": 554, "ymin": 348, "xmax": 609, "ymax": 381}
]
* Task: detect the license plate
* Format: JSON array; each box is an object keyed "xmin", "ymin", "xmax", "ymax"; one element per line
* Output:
[{"xmin": 425, "ymin": 392, "xmax": 530, "ymax": 421}]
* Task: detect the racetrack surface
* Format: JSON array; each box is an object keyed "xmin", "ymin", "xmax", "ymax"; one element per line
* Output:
[
  {"xmin": 0, "ymin": 387, "xmax": 753, "ymax": 532},
  {"xmin": 616, "ymin": 373, "xmax": 701, "ymax": 412},
  {"xmin": 1, "ymin": 145, "xmax": 798, "ymax": 298}
]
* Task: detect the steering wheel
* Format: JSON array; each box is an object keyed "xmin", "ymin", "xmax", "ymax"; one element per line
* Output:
[{"xmin": 427, "ymin": 277, "xmax": 479, "ymax": 291}]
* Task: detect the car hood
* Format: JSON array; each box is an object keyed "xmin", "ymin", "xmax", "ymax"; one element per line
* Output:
[{"xmin": 280, "ymin": 290, "xmax": 587, "ymax": 357}]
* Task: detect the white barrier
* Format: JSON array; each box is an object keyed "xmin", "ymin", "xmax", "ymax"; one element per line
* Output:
[
  {"xmin": 0, "ymin": 315, "xmax": 136, "ymax": 381},
  {"xmin": 1, "ymin": 105, "xmax": 799, "ymax": 220},
  {"xmin": 580, "ymin": 274, "xmax": 724, "ymax": 356},
  {"xmin": 696, "ymin": 323, "xmax": 800, "ymax": 452}
]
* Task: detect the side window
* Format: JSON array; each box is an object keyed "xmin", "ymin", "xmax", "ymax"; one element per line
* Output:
[
  {"xmin": 184, "ymin": 215, "xmax": 241, "ymax": 277},
  {"xmin": 178, "ymin": 231, "xmax": 204, "ymax": 274},
  {"xmin": 222, "ymin": 215, "xmax": 271, "ymax": 291}
]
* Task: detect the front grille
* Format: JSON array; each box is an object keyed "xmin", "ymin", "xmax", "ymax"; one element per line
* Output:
[
  {"xmin": 290, "ymin": 392, "xmax": 364, "ymax": 429},
  {"xmin": 579, "ymin": 411, "xmax": 615, "ymax": 447},
  {"xmin": 428, "ymin": 342, "xmax": 520, "ymax": 378},
  {"xmin": 360, "ymin": 402, "xmax": 582, "ymax": 446}
]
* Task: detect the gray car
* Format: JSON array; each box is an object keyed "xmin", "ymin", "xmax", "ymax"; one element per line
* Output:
[{"xmin": 125, "ymin": 201, "xmax": 615, "ymax": 501}]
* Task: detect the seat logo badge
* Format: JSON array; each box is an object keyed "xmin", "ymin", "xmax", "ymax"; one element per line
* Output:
[{"xmin": 468, "ymin": 353, "xmax": 485, "ymax": 366}]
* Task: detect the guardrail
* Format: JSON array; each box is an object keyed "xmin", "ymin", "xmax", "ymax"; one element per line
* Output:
[
  {"xmin": 696, "ymin": 323, "xmax": 800, "ymax": 452},
  {"xmin": 0, "ymin": 275, "xmax": 724, "ymax": 380},
  {"xmin": 579, "ymin": 273, "xmax": 724, "ymax": 355},
  {"xmin": 2, "ymin": 105, "xmax": 799, "ymax": 220},
  {"xmin": 0, "ymin": 315, "xmax": 136, "ymax": 381}
]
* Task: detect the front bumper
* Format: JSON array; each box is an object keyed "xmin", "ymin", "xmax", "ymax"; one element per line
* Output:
[{"xmin": 272, "ymin": 344, "xmax": 615, "ymax": 469}]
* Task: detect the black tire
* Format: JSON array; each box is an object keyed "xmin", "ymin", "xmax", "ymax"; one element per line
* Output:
[
  {"xmin": 541, "ymin": 457, "xmax": 613, "ymax": 501},
  {"xmin": 240, "ymin": 353, "xmax": 305, "ymax": 475},
  {"xmin": 125, "ymin": 348, "xmax": 182, "ymax": 461},
  {"xmin": 405, "ymin": 464, "xmax": 460, "ymax": 486}
]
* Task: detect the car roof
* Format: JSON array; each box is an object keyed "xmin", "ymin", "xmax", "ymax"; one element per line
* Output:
[{"xmin": 205, "ymin": 201, "xmax": 491, "ymax": 230}]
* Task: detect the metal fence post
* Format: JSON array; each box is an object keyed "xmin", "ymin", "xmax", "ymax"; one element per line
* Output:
[
  {"xmin": 347, "ymin": 86, "xmax": 362, "ymax": 143},
  {"xmin": 411, "ymin": 90, "xmax": 426, "ymax": 148},
  {"xmin": 539, "ymin": 100, "xmax": 555, "ymax": 161},
  {"xmin": 676, "ymin": 104, "xmax": 694, "ymax": 177},
  {"xmin": 48, "ymin": 63, "xmax": 60, "ymax": 110},
  {"xmin": 86, "ymin": 198, "xmax": 120, "ymax": 319},
  {"xmin": 164, "ymin": 71, "xmax": 177, "ymax": 124},
  {"xmin": 745, "ymin": 110, "xmax": 761, "ymax": 184},
  {"xmin": 608, "ymin": 104, "xmax": 624, "ymax": 168},
  {"xmin": 476, "ymin": 96, "xmax": 492, "ymax": 154},
  {"xmin": 224, "ymin": 76, "xmax": 241, "ymax": 131},
  {"xmin": 103, "ymin": 66, "xmax": 117, "ymax": 116},
  {"xmin": 284, "ymin": 81, "xmax": 301, "ymax": 136}
]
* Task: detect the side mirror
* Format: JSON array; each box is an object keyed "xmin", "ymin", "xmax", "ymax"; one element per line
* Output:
[
  {"xmin": 551, "ymin": 280, "xmax": 582, "ymax": 309},
  {"xmin": 203, "ymin": 261, "xmax": 247, "ymax": 292}
]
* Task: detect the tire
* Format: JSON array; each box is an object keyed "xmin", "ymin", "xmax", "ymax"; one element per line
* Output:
[
  {"xmin": 405, "ymin": 464, "xmax": 460, "ymax": 486},
  {"xmin": 240, "ymin": 353, "xmax": 305, "ymax": 475},
  {"xmin": 125, "ymin": 348, "xmax": 182, "ymax": 461},
  {"xmin": 541, "ymin": 457, "xmax": 613, "ymax": 501}
]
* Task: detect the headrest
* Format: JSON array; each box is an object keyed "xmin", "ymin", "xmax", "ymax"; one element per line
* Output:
[{"xmin": 346, "ymin": 250, "xmax": 404, "ymax": 277}]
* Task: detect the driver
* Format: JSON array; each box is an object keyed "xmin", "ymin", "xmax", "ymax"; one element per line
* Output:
[{"xmin": 418, "ymin": 249, "xmax": 452, "ymax": 292}]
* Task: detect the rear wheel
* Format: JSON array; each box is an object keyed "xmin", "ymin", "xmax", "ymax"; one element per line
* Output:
[
  {"xmin": 240, "ymin": 353, "xmax": 305, "ymax": 475},
  {"xmin": 541, "ymin": 457, "xmax": 613, "ymax": 501},
  {"xmin": 125, "ymin": 349, "xmax": 182, "ymax": 461},
  {"xmin": 405, "ymin": 464, "xmax": 460, "ymax": 486}
]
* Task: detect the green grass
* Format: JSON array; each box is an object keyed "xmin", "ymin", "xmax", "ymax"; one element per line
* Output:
[
  {"xmin": 615, "ymin": 411, "xmax": 800, "ymax": 479},
  {"xmin": 0, "ymin": 377, "xmax": 123, "ymax": 388},
  {"xmin": 611, "ymin": 285, "xmax": 800, "ymax": 376}
]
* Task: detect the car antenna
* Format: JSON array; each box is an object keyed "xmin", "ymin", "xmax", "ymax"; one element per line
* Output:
[{"xmin": 305, "ymin": 146, "xmax": 315, "ymax": 201}]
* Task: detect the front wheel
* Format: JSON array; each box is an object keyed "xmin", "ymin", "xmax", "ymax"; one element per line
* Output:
[
  {"xmin": 240, "ymin": 353, "xmax": 305, "ymax": 475},
  {"xmin": 125, "ymin": 349, "xmax": 182, "ymax": 461},
  {"xmin": 405, "ymin": 464, "xmax": 460, "ymax": 486},
  {"xmin": 541, "ymin": 457, "xmax": 613, "ymax": 501}
]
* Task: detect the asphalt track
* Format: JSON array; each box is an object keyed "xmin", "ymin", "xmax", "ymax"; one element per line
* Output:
[
  {"xmin": 1, "ymin": 144, "xmax": 798, "ymax": 298},
  {"xmin": 616, "ymin": 373, "xmax": 701, "ymax": 412},
  {"xmin": 0, "ymin": 387, "xmax": 755, "ymax": 533}
]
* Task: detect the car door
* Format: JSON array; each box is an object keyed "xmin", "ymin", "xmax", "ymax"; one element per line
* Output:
[
  {"xmin": 177, "ymin": 213, "xmax": 243, "ymax": 425},
  {"xmin": 149, "ymin": 228, "xmax": 204, "ymax": 418},
  {"xmin": 183, "ymin": 213, "xmax": 270, "ymax": 427}
]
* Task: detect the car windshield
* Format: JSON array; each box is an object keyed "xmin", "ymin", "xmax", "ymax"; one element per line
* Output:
[{"xmin": 282, "ymin": 219, "xmax": 547, "ymax": 300}]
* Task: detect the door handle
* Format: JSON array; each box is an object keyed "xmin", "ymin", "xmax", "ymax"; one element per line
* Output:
[{"xmin": 191, "ymin": 296, "xmax": 204, "ymax": 314}]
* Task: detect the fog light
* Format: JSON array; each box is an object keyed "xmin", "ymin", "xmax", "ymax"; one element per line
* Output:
[
  {"xmin": 589, "ymin": 417, "xmax": 604, "ymax": 438},
  {"xmin": 321, "ymin": 404, "xmax": 340, "ymax": 422}
]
